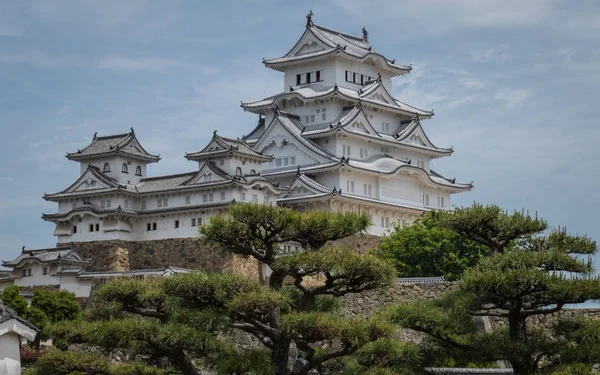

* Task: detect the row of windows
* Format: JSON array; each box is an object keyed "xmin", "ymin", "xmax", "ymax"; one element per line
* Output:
[
  {"xmin": 304, "ymin": 108, "xmax": 326, "ymax": 123},
  {"xmin": 423, "ymin": 194, "xmax": 445, "ymax": 208},
  {"xmin": 102, "ymin": 163, "xmax": 142, "ymax": 176},
  {"xmin": 20, "ymin": 267, "xmax": 48, "ymax": 277},
  {"xmin": 296, "ymin": 70, "xmax": 323, "ymax": 85},
  {"xmin": 274, "ymin": 156, "xmax": 296, "ymax": 167},
  {"xmin": 345, "ymin": 70, "xmax": 374, "ymax": 86},
  {"xmin": 380, "ymin": 217, "xmax": 408, "ymax": 229},
  {"xmin": 345, "ymin": 181, "xmax": 373, "ymax": 197}
]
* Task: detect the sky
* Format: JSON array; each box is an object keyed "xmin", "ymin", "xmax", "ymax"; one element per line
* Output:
[{"xmin": 0, "ymin": 1, "xmax": 599, "ymax": 277}]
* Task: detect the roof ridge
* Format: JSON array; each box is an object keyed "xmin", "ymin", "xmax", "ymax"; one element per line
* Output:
[
  {"xmin": 139, "ymin": 171, "xmax": 198, "ymax": 182},
  {"xmin": 312, "ymin": 23, "xmax": 367, "ymax": 44},
  {"xmin": 93, "ymin": 132, "xmax": 131, "ymax": 141}
]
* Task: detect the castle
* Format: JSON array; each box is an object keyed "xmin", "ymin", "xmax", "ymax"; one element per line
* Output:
[{"xmin": 40, "ymin": 13, "xmax": 472, "ymax": 244}]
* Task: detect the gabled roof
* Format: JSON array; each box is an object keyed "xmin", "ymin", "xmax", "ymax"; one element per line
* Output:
[
  {"xmin": 0, "ymin": 300, "xmax": 39, "ymax": 338},
  {"xmin": 301, "ymin": 106, "xmax": 452, "ymax": 157},
  {"xmin": 185, "ymin": 131, "xmax": 272, "ymax": 162},
  {"xmin": 253, "ymin": 111, "xmax": 339, "ymax": 163},
  {"xmin": 241, "ymin": 80, "xmax": 433, "ymax": 118},
  {"xmin": 42, "ymin": 205, "xmax": 138, "ymax": 222},
  {"xmin": 44, "ymin": 165, "xmax": 131, "ymax": 201},
  {"xmin": 263, "ymin": 19, "xmax": 411, "ymax": 76},
  {"xmin": 66, "ymin": 128, "xmax": 160, "ymax": 163},
  {"xmin": 287, "ymin": 173, "xmax": 335, "ymax": 195},
  {"xmin": 2, "ymin": 245, "xmax": 90, "ymax": 268}
]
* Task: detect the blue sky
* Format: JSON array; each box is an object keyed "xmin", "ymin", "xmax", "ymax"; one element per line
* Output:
[{"xmin": 1, "ymin": 0, "xmax": 599, "ymax": 276}]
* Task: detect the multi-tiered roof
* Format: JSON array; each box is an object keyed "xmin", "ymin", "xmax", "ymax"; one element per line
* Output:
[{"xmin": 66, "ymin": 128, "xmax": 160, "ymax": 163}]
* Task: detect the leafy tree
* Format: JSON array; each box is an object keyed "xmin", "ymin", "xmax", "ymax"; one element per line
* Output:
[
  {"xmin": 375, "ymin": 212, "xmax": 491, "ymax": 280},
  {"xmin": 48, "ymin": 204, "xmax": 399, "ymax": 375},
  {"xmin": 388, "ymin": 205, "xmax": 600, "ymax": 374},
  {"xmin": 1, "ymin": 285, "xmax": 28, "ymax": 315},
  {"xmin": 31, "ymin": 289, "xmax": 81, "ymax": 322}
]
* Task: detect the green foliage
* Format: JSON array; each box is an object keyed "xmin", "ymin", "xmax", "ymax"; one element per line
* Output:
[
  {"xmin": 375, "ymin": 213, "xmax": 490, "ymax": 280},
  {"xmin": 48, "ymin": 206, "xmax": 393, "ymax": 375},
  {"xmin": 389, "ymin": 205, "xmax": 600, "ymax": 374},
  {"xmin": 24, "ymin": 348, "xmax": 166, "ymax": 375},
  {"xmin": 31, "ymin": 289, "xmax": 81, "ymax": 322},
  {"xmin": 1, "ymin": 285, "xmax": 28, "ymax": 315},
  {"xmin": 433, "ymin": 203, "xmax": 547, "ymax": 253}
]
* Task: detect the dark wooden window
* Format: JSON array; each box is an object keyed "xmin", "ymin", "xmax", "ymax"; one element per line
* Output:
[
  {"xmin": 296, "ymin": 74, "xmax": 301, "ymax": 85},
  {"xmin": 121, "ymin": 163, "xmax": 128, "ymax": 173},
  {"xmin": 316, "ymin": 71, "xmax": 321, "ymax": 81},
  {"xmin": 306, "ymin": 72, "xmax": 311, "ymax": 83}
]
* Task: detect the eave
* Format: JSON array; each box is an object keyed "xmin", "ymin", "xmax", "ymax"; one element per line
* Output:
[
  {"xmin": 66, "ymin": 149, "xmax": 160, "ymax": 163},
  {"xmin": 185, "ymin": 148, "xmax": 272, "ymax": 162}
]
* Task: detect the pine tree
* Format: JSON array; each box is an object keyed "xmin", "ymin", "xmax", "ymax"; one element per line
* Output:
[
  {"xmin": 388, "ymin": 204, "xmax": 600, "ymax": 374},
  {"xmin": 47, "ymin": 204, "xmax": 399, "ymax": 375}
]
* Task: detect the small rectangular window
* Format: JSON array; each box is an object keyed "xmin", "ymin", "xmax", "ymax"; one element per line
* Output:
[
  {"xmin": 141, "ymin": 201, "xmax": 146, "ymax": 209},
  {"xmin": 350, "ymin": 181, "xmax": 354, "ymax": 192},
  {"xmin": 220, "ymin": 191, "xmax": 226, "ymax": 200},
  {"xmin": 322, "ymin": 113, "xmax": 326, "ymax": 121},
  {"xmin": 95, "ymin": 223, "xmax": 100, "ymax": 231},
  {"xmin": 310, "ymin": 114, "xmax": 315, "ymax": 122},
  {"xmin": 345, "ymin": 70, "xmax": 350, "ymax": 82},
  {"xmin": 158, "ymin": 199, "xmax": 162, "ymax": 208},
  {"xmin": 163, "ymin": 198, "xmax": 168, "ymax": 207},
  {"xmin": 175, "ymin": 220, "xmax": 180, "ymax": 228},
  {"xmin": 276, "ymin": 159, "xmax": 282, "ymax": 167},
  {"xmin": 21, "ymin": 269, "xmax": 26, "ymax": 277},
  {"xmin": 316, "ymin": 71, "xmax": 321, "ymax": 81},
  {"xmin": 100, "ymin": 200, "xmax": 106, "ymax": 208},
  {"xmin": 305, "ymin": 115, "xmax": 309, "ymax": 123},
  {"xmin": 361, "ymin": 74, "xmax": 364, "ymax": 85},
  {"xmin": 353, "ymin": 72, "xmax": 359, "ymax": 83},
  {"xmin": 147, "ymin": 223, "xmax": 152, "ymax": 231},
  {"xmin": 124, "ymin": 199, "xmax": 129, "ymax": 209},
  {"xmin": 252, "ymin": 194, "xmax": 258, "ymax": 203},
  {"xmin": 73, "ymin": 225, "xmax": 77, "ymax": 234},
  {"xmin": 191, "ymin": 218, "xmax": 196, "ymax": 226},
  {"xmin": 284, "ymin": 157, "xmax": 289, "ymax": 166},
  {"xmin": 186, "ymin": 196, "xmax": 191, "ymax": 205},
  {"xmin": 385, "ymin": 217, "xmax": 389, "ymax": 228},
  {"xmin": 107, "ymin": 199, "xmax": 111, "ymax": 208},
  {"xmin": 43, "ymin": 267, "xmax": 48, "ymax": 276},
  {"xmin": 198, "ymin": 217, "xmax": 203, "ymax": 226},
  {"xmin": 152, "ymin": 222, "xmax": 157, "ymax": 230},
  {"xmin": 290, "ymin": 156, "xmax": 296, "ymax": 165},
  {"xmin": 27, "ymin": 269, "xmax": 32, "ymax": 277},
  {"xmin": 381, "ymin": 217, "xmax": 385, "ymax": 227},
  {"xmin": 72, "ymin": 202, "xmax": 77, "ymax": 210},
  {"xmin": 240, "ymin": 192, "xmax": 246, "ymax": 201},
  {"xmin": 364, "ymin": 184, "xmax": 367, "ymax": 195},
  {"xmin": 263, "ymin": 196, "xmax": 269, "ymax": 204},
  {"xmin": 368, "ymin": 185, "xmax": 372, "ymax": 196},
  {"xmin": 306, "ymin": 72, "xmax": 311, "ymax": 83},
  {"xmin": 296, "ymin": 74, "xmax": 301, "ymax": 85},
  {"xmin": 89, "ymin": 224, "xmax": 94, "ymax": 232}
]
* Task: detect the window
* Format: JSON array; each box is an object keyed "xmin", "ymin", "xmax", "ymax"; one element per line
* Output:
[
  {"xmin": 264, "ymin": 196, "xmax": 270, "ymax": 204},
  {"xmin": 95, "ymin": 223, "xmax": 99, "ymax": 231},
  {"xmin": 316, "ymin": 71, "xmax": 321, "ymax": 82},
  {"xmin": 290, "ymin": 156, "xmax": 296, "ymax": 165},
  {"xmin": 240, "ymin": 192, "xmax": 246, "ymax": 201},
  {"xmin": 310, "ymin": 114, "xmax": 315, "ymax": 122},
  {"xmin": 249, "ymin": 169, "xmax": 256, "ymax": 175},
  {"xmin": 321, "ymin": 108, "xmax": 326, "ymax": 121},
  {"xmin": 198, "ymin": 217, "xmax": 203, "ymax": 226},
  {"xmin": 158, "ymin": 199, "xmax": 162, "ymax": 208},
  {"xmin": 382, "ymin": 122, "xmax": 390, "ymax": 132},
  {"xmin": 124, "ymin": 199, "xmax": 129, "ymax": 209},
  {"xmin": 91, "ymin": 180, "xmax": 96, "ymax": 187},
  {"xmin": 73, "ymin": 225, "xmax": 77, "ymax": 234},
  {"xmin": 72, "ymin": 202, "xmax": 77, "ymax": 210},
  {"xmin": 106, "ymin": 199, "xmax": 111, "ymax": 208},
  {"xmin": 342, "ymin": 145, "xmax": 351, "ymax": 156},
  {"xmin": 27, "ymin": 269, "xmax": 32, "ymax": 277},
  {"xmin": 203, "ymin": 193, "xmax": 214, "ymax": 202},
  {"xmin": 21, "ymin": 269, "xmax": 26, "ymax": 277},
  {"xmin": 135, "ymin": 166, "xmax": 142, "ymax": 176},
  {"xmin": 101, "ymin": 200, "xmax": 106, "ymax": 208},
  {"xmin": 191, "ymin": 218, "xmax": 196, "ymax": 227},
  {"xmin": 152, "ymin": 222, "xmax": 157, "ymax": 230},
  {"xmin": 252, "ymin": 194, "xmax": 258, "ymax": 203},
  {"xmin": 43, "ymin": 267, "xmax": 48, "ymax": 276},
  {"xmin": 345, "ymin": 70, "xmax": 350, "ymax": 82},
  {"xmin": 363, "ymin": 184, "xmax": 372, "ymax": 196},
  {"xmin": 346, "ymin": 180, "xmax": 355, "ymax": 193},
  {"xmin": 236, "ymin": 167, "xmax": 242, "ymax": 176},
  {"xmin": 438, "ymin": 197, "xmax": 445, "ymax": 208},
  {"xmin": 89, "ymin": 224, "xmax": 94, "ymax": 232},
  {"xmin": 424, "ymin": 194, "xmax": 430, "ymax": 206},
  {"xmin": 296, "ymin": 74, "xmax": 301, "ymax": 85},
  {"xmin": 305, "ymin": 115, "xmax": 309, "ymax": 123},
  {"xmin": 306, "ymin": 72, "xmax": 311, "ymax": 83},
  {"xmin": 122, "ymin": 163, "xmax": 128, "ymax": 173},
  {"xmin": 360, "ymin": 149, "xmax": 368, "ymax": 158},
  {"xmin": 284, "ymin": 157, "xmax": 289, "ymax": 166},
  {"xmin": 163, "ymin": 198, "xmax": 168, "ymax": 207},
  {"xmin": 103, "ymin": 163, "xmax": 111, "ymax": 172},
  {"xmin": 186, "ymin": 196, "xmax": 191, "ymax": 205},
  {"xmin": 141, "ymin": 200, "xmax": 146, "ymax": 209},
  {"xmin": 175, "ymin": 220, "xmax": 180, "ymax": 228},
  {"xmin": 275, "ymin": 158, "xmax": 282, "ymax": 167},
  {"xmin": 220, "ymin": 191, "xmax": 226, "ymax": 200}
]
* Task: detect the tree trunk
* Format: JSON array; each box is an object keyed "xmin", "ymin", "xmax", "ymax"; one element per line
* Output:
[
  {"xmin": 507, "ymin": 309, "xmax": 536, "ymax": 374},
  {"xmin": 169, "ymin": 349, "xmax": 199, "ymax": 375},
  {"xmin": 508, "ymin": 310, "xmax": 527, "ymax": 341},
  {"xmin": 272, "ymin": 336, "xmax": 293, "ymax": 375},
  {"xmin": 269, "ymin": 269, "xmax": 287, "ymax": 290}
]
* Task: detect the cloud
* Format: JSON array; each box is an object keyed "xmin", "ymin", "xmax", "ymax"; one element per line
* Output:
[
  {"xmin": 470, "ymin": 47, "xmax": 510, "ymax": 63},
  {"xmin": 4, "ymin": 177, "xmax": 14, "ymax": 183},
  {"xmin": 56, "ymin": 105, "xmax": 71, "ymax": 116},
  {"xmin": 494, "ymin": 87, "xmax": 533, "ymax": 108},
  {"xmin": 459, "ymin": 78, "xmax": 486, "ymax": 89}
]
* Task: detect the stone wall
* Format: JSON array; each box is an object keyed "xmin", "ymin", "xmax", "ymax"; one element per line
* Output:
[
  {"xmin": 59, "ymin": 238, "xmax": 251, "ymax": 274},
  {"xmin": 492, "ymin": 308, "xmax": 600, "ymax": 330}
]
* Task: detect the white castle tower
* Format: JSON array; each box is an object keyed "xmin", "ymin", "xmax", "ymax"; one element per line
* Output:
[
  {"xmin": 41, "ymin": 13, "xmax": 471, "ymax": 243},
  {"xmin": 240, "ymin": 12, "xmax": 472, "ymax": 235}
]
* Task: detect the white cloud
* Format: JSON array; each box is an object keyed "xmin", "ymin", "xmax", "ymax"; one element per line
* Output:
[
  {"xmin": 459, "ymin": 78, "xmax": 486, "ymax": 89},
  {"xmin": 56, "ymin": 105, "xmax": 71, "ymax": 116},
  {"xmin": 470, "ymin": 47, "xmax": 510, "ymax": 63},
  {"xmin": 494, "ymin": 87, "xmax": 533, "ymax": 108}
]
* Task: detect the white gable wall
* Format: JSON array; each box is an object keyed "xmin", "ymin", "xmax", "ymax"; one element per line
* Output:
[{"xmin": 0, "ymin": 331, "xmax": 21, "ymax": 375}]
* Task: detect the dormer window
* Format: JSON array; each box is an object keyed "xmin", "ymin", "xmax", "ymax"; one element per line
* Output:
[
  {"xmin": 135, "ymin": 166, "xmax": 142, "ymax": 176},
  {"xmin": 103, "ymin": 163, "xmax": 111, "ymax": 172},
  {"xmin": 121, "ymin": 163, "xmax": 128, "ymax": 173},
  {"xmin": 236, "ymin": 167, "xmax": 242, "ymax": 176},
  {"xmin": 249, "ymin": 169, "xmax": 256, "ymax": 175}
]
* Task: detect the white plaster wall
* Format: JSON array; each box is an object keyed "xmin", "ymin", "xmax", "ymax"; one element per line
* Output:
[
  {"xmin": 13, "ymin": 263, "xmax": 60, "ymax": 288},
  {"xmin": 79, "ymin": 157, "xmax": 147, "ymax": 184},
  {"xmin": 283, "ymin": 59, "xmax": 337, "ymax": 90},
  {"xmin": 334, "ymin": 58, "xmax": 393, "ymax": 92},
  {"xmin": 0, "ymin": 332, "xmax": 21, "ymax": 375},
  {"xmin": 59, "ymin": 276, "xmax": 93, "ymax": 298},
  {"xmin": 339, "ymin": 171, "xmax": 378, "ymax": 198}
]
